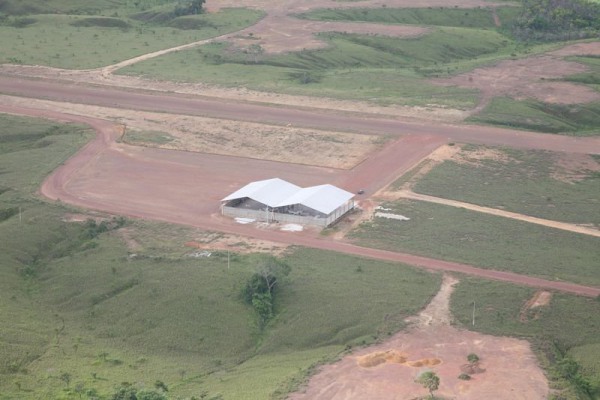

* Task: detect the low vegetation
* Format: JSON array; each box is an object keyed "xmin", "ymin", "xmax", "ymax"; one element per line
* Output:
[
  {"xmin": 413, "ymin": 145, "xmax": 600, "ymax": 225},
  {"xmin": 0, "ymin": 114, "xmax": 441, "ymax": 399},
  {"xmin": 349, "ymin": 199, "xmax": 600, "ymax": 286},
  {"xmin": 298, "ymin": 6, "xmax": 519, "ymax": 29},
  {"xmin": 468, "ymin": 98, "xmax": 600, "ymax": 135},
  {"xmin": 0, "ymin": 7, "xmax": 263, "ymax": 69},
  {"xmin": 451, "ymin": 278, "xmax": 600, "ymax": 399}
]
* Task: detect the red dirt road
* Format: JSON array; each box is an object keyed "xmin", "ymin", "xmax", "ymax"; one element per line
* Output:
[{"xmin": 1, "ymin": 103, "xmax": 597, "ymax": 298}]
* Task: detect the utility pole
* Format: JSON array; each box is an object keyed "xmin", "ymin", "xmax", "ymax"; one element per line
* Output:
[{"xmin": 472, "ymin": 301, "xmax": 476, "ymax": 326}]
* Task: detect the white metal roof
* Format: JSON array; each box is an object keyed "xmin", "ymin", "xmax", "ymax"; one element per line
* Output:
[
  {"xmin": 221, "ymin": 178, "xmax": 301, "ymax": 207},
  {"xmin": 277, "ymin": 184, "xmax": 354, "ymax": 214},
  {"xmin": 222, "ymin": 179, "xmax": 354, "ymax": 215}
]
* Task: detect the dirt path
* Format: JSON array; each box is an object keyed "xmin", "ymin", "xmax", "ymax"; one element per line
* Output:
[
  {"xmin": 397, "ymin": 189, "xmax": 600, "ymax": 238},
  {"xmin": 289, "ymin": 274, "xmax": 549, "ymax": 399},
  {"xmin": 2, "ymin": 104, "xmax": 598, "ymax": 298}
]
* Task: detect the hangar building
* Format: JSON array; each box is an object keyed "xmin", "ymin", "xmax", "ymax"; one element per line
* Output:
[{"xmin": 221, "ymin": 178, "xmax": 355, "ymax": 227}]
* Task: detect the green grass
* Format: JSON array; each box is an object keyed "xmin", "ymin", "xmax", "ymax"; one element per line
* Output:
[
  {"xmin": 412, "ymin": 145, "xmax": 600, "ymax": 226},
  {"xmin": 565, "ymin": 55, "xmax": 600, "ymax": 91},
  {"xmin": 451, "ymin": 278, "xmax": 600, "ymax": 399},
  {"xmin": 298, "ymin": 6, "xmax": 520, "ymax": 29},
  {"xmin": 0, "ymin": 113, "xmax": 441, "ymax": 399},
  {"xmin": 468, "ymin": 97, "xmax": 600, "ymax": 135},
  {"xmin": 0, "ymin": 0, "xmax": 172, "ymax": 15},
  {"xmin": 349, "ymin": 199, "xmax": 600, "ymax": 286},
  {"xmin": 122, "ymin": 130, "xmax": 175, "ymax": 145},
  {"xmin": 121, "ymin": 25, "xmax": 523, "ymax": 108},
  {"xmin": 0, "ymin": 8, "xmax": 264, "ymax": 69}
]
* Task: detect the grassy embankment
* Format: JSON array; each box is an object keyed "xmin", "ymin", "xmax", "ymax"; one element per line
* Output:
[
  {"xmin": 411, "ymin": 145, "xmax": 600, "ymax": 226},
  {"xmin": 0, "ymin": 0, "xmax": 263, "ymax": 69},
  {"xmin": 0, "ymin": 114, "xmax": 441, "ymax": 399},
  {"xmin": 451, "ymin": 278, "xmax": 600, "ymax": 399}
]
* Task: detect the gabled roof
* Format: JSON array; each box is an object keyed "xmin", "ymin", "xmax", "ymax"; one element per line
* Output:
[
  {"xmin": 221, "ymin": 178, "xmax": 301, "ymax": 207},
  {"xmin": 223, "ymin": 179, "xmax": 354, "ymax": 215},
  {"xmin": 277, "ymin": 184, "xmax": 354, "ymax": 214}
]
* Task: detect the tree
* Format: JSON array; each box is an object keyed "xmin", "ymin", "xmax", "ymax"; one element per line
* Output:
[
  {"xmin": 242, "ymin": 256, "xmax": 290, "ymax": 328},
  {"xmin": 174, "ymin": 0, "xmax": 205, "ymax": 16},
  {"xmin": 415, "ymin": 371, "xmax": 440, "ymax": 399},
  {"xmin": 467, "ymin": 353, "xmax": 479, "ymax": 365}
]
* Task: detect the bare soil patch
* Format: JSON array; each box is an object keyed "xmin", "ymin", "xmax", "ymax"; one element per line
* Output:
[
  {"xmin": 184, "ymin": 234, "xmax": 289, "ymax": 255},
  {"xmin": 227, "ymin": 16, "xmax": 428, "ymax": 54},
  {"xmin": 0, "ymin": 95, "xmax": 379, "ymax": 169},
  {"xmin": 553, "ymin": 152, "xmax": 600, "ymax": 183},
  {"xmin": 289, "ymin": 274, "xmax": 549, "ymax": 400},
  {"xmin": 519, "ymin": 291, "xmax": 552, "ymax": 322},
  {"xmin": 434, "ymin": 42, "xmax": 600, "ymax": 108}
]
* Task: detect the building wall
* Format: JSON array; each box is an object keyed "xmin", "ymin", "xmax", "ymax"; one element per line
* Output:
[{"xmin": 222, "ymin": 200, "xmax": 354, "ymax": 227}]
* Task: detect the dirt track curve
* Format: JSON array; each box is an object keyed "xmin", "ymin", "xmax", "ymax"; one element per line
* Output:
[{"xmin": 1, "ymin": 104, "xmax": 597, "ymax": 298}]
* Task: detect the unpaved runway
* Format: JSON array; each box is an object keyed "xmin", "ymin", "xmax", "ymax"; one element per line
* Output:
[{"xmin": 1, "ymin": 76, "xmax": 599, "ymax": 154}]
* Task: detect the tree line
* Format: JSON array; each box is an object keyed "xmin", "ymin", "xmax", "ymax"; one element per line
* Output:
[{"xmin": 510, "ymin": 0, "xmax": 600, "ymax": 41}]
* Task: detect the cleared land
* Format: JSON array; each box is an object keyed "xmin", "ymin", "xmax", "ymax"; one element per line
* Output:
[
  {"xmin": 290, "ymin": 275, "xmax": 549, "ymax": 400},
  {"xmin": 451, "ymin": 278, "xmax": 600, "ymax": 399},
  {"xmin": 1, "ymin": 0, "xmax": 599, "ymax": 398},
  {"xmin": 0, "ymin": 95, "xmax": 384, "ymax": 169},
  {"xmin": 0, "ymin": 113, "xmax": 443, "ymax": 399}
]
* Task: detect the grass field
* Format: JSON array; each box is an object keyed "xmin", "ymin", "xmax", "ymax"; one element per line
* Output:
[
  {"xmin": 451, "ymin": 278, "xmax": 600, "ymax": 399},
  {"xmin": 467, "ymin": 97, "xmax": 600, "ymax": 135},
  {"xmin": 412, "ymin": 145, "xmax": 600, "ymax": 226},
  {"xmin": 468, "ymin": 52, "xmax": 600, "ymax": 135},
  {"xmin": 121, "ymin": 22, "xmax": 530, "ymax": 108},
  {"xmin": 0, "ymin": 8, "xmax": 263, "ymax": 69},
  {"xmin": 349, "ymin": 199, "xmax": 600, "ymax": 286},
  {"xmin": 0, "ymin": 114, "xmax": 441, "ymax": 399},
  {"xmin": 298, "ymin": 6, "xmax": 520, "ymax": 29}
]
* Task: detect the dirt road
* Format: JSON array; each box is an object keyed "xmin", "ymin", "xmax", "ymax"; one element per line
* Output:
[
  {"xmin": 1, "ymin": 76, "xmax": 599, "ymax": 154},
  {"xmin": 2, "ymin": 104, "xmax": 597, "ymax": 298},
  {"xmin": 398, "ymin": 190, "xmax": 600, "ymax": 238}
]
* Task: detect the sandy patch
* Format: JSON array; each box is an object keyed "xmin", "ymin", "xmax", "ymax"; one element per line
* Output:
[{"xmin": 520, "ymin": 291, "xmax": 552, "ymax": 322}]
